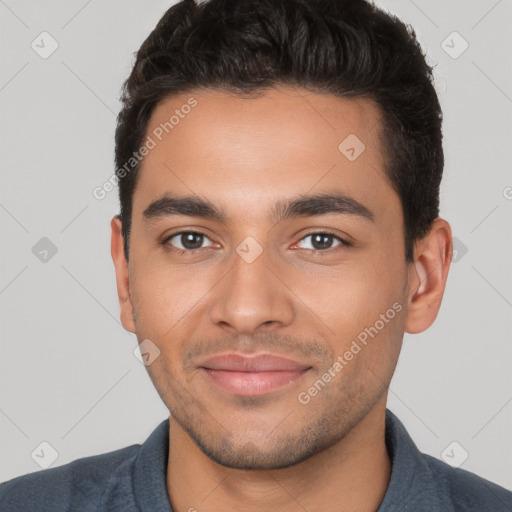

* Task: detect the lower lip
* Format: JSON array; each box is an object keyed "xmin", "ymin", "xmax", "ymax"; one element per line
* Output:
[{"xmin": 201, "ymin": 368, "xmax": 310, "ymax": 396}]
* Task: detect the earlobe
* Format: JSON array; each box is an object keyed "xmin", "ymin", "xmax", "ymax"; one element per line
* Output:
[
  {"xmin": 405, "ymin": 218, "xmax": 453, "ymax": 334},
  {"xmin": 110, "ymin": 215, "xmax": 137, "ymax": 334}
]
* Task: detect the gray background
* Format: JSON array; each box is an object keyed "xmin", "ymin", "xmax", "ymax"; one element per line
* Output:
[{"xmin": 1, "ymin": 0, "xmax": 511, "ymax": 490}]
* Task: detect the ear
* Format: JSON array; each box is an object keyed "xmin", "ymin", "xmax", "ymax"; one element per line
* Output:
[
  {"xmin": 111, "ymin": 215, "xmax": 137, "ymax": 334},
  {"xmin": 405, "ymin": 218, "xmax": 453, "ymax": 334}
]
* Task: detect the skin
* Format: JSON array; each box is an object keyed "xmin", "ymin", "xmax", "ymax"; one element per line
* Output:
[{"xmin": 111, "ymin": 86, "xmax": 452, "ymax": 512}]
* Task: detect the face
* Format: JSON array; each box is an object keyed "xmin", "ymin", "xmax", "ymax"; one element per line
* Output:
[{"xmin": 115, "ymin": 87, "xmax": 413, "ymax": 469}]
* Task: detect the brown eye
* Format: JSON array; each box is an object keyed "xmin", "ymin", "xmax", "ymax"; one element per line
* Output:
[
  {"xmin": 296, "ymin": 232, "xmax": 349, "ymax": 251},
  {"xmin": 164, "ymin": 231, "xmax": 214, "ymax": 251}
]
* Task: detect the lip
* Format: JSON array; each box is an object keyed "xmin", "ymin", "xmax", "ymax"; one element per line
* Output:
[{"xmin": 199, "ymin": 353, "xmax": 312, "ymax": 396}]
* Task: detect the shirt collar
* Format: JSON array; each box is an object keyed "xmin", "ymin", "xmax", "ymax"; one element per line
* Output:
[
  {"xmin": 133, "ymin": 417, "xmax": 173, "ymax": 512},
  {"xmin": 377, "ymin": 409, "xmax": 445, "ymax": 511}
]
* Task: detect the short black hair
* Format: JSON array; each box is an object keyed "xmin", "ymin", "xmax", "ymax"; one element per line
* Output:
[{"xmin": 115, "ymin": 0, "xmax": 443, "ymax": 262}]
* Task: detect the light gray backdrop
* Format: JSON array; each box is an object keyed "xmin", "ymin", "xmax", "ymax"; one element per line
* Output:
[{"xmin": 1, "ymin": 0, "xmax": 511, "ymax": 490}]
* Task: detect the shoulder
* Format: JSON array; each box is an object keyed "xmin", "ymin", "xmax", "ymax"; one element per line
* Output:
[
  {"xmin": 0, "ymin": 444, "xmax": 140, "ymax": 512},
  {"xmin": 421, "ymin": 452, "xmax": 512, "ymax": 511},
  {"xmin": 382, "ymin": 409, "xmax": 512, "ymax": 511}
]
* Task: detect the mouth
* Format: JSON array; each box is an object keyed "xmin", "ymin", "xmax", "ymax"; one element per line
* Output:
[{"xmin": 198, "ymin": 353, "xmax": 312, "ymax": 396}]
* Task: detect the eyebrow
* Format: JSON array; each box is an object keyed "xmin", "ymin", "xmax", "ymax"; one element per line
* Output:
[{"xmin": 142, "ymin": 192, "xmax": 375, "ymax": 225}]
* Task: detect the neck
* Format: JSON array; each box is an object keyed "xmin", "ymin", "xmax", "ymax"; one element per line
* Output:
[{"xmin": 166, "ymin": 403, "xmax": 391, "ymax": 512}]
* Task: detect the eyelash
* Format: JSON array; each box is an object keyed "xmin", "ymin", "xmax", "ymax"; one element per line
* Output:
[{"xmin": 161, "ymin": 230, "xmax": 351, "ymax": 255}]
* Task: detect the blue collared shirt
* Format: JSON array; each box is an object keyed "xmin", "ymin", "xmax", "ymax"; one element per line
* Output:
[{"xmin": 1, "ymin": 409, "xmax": 510, "ymax": 511}]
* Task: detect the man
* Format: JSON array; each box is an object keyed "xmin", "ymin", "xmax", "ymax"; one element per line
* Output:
[{"xmin": 1, "ymin": 0, "xmax": 510, "ymax": 510}]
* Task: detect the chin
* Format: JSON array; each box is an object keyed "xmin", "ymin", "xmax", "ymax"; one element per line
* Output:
[{"xmin": 185, "ymin": 424, "xmax": 339, "ymax": 470}]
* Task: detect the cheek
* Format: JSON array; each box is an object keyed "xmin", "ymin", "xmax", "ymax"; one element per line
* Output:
[
  {"xmin": 292, "ymin": 252, "xmax": 406, "ymax": 358},
  {"xmin": 293, "ymin": 263, "xmax": 388, "ymax": 325},
  {"xmin": 128, "ymin": 257, "xmax": 214, "ymax": 344}
]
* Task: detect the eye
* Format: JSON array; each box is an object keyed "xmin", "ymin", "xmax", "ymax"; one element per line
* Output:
[
  {"xmin": 163, "ymin": 231, "xmax": 215, "ymax": 252},
  {"xmin": 296, "ymin": 232, "xmax": 350, "ymax": 251}
]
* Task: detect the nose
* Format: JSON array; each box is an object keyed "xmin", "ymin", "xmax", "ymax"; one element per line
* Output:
[{"xmin": 209, "ymin": 245, "xmax": 295, "ymax": 335}]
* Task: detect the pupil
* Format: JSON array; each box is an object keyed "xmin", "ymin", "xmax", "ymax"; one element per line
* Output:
[
  {"xmin": 182, "ymin": 233, "xmax": 203, "ymax": 249},
  {"xmin": 312, "ymin": 234, "xmax": 332, "ymax": 250}
]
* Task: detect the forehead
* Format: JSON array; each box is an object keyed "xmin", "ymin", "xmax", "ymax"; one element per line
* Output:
[{"xmin": 132, "ymin": 86, "xmax": 397, "ymax": 223}]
